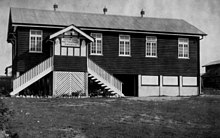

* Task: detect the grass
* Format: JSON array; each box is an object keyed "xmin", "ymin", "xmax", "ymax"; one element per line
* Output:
[{"xmin": 1, "ymin": 96, "xmax": 220, "ymax": 138}]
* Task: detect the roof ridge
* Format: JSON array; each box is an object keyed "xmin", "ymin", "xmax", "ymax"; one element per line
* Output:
[
  {"xmin": 9, "ymin": 7, "xmax": 207, "ymax": 36},
  {"xmin": 10, "ymin": 7, "xmax": 183, "ymax": 21}
]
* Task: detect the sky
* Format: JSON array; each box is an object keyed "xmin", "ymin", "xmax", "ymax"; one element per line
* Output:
[{"xmin": 0, "ymin": 0, "xmax": 220, "ymax": 75}]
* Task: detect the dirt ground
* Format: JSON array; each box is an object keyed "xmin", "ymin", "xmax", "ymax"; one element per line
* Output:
[{"xmin": 1, "ymin": 95, "xmax": 220, "ymax": 138}]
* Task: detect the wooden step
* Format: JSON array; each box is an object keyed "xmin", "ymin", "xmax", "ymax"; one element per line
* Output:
[
  {"xmin": 91, "ymin": 77, "xmax": 97, "ymax": 80},
  {"xmin": 94, "ymin": 79, "xmax": 100, "ymax": 82},
  {"xmin": 101, "ymin": 84, "xmax": 107, "ymax": 87}
]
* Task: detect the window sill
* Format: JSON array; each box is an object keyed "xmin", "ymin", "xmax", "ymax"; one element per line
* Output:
[
  {"xmin": 90, "ymin": 54, "xmax": 103, "ymax": 56},
  {"xmin": 119, "ymin": 55, "xmax": 131, "ymax": 57},
  {"xmin": 145, "ymin": 56, "xmax": 157, "ymax": 58},
  {"xmin": 29, "ymin": 51, "xmax": 43, "ymax": 53},
  {"xmin": 182, "ymin": 85, "xmax": 198, "ymax": 87},
  {"xmin": 178, "ymin": 57, "xmax": 190, "ymax": 59},
  {"xmin": 141, "ymin": 84, "xmax": 159, "ymax": 86}
]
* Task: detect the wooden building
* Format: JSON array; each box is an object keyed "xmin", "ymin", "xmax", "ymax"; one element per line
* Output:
[
  {"xmin": 7, "ymin": 7, "xmax": 206, "ymax": 97},
  {"xmin": 202, "ymin": 60, "xmax": 220, "ymax": 89}
]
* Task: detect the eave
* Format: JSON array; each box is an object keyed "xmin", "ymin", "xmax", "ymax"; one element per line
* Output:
[{"xmin": 11, "ymin": 23, "xmax": 207, "ymax": 38}]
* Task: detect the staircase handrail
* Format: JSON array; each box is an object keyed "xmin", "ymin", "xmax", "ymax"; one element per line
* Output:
[
  {"xmin": 13, "ymin": 57, "xmax": 53, "ymax": 90},
  {"xmin": 88, "ymin": 58, "xmax": 122, "ymax": 92}
]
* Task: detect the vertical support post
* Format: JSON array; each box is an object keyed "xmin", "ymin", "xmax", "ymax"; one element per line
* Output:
[
  {"xmin": 86, "ymin": 42, "xmax": 89, "ymax": 97},
  {"xmin": 179, "ymin": 76, "xmax": 182, "ymax": 96},
  {"xmin": 199, "ymin": 76, "xmax": 201, "ymax": 96},
  {"xmin": 159, "ymin": 75, "xmax": 162, "ymax": 96},
  {"xmin": 52, "ymin": 71, "xmax": 56, "ymax": 97},
  {"xmin": 85, "ymin": 72, "xmax": 89, "ymax": 97},
  {"xmin": 69, "ymin": 72, "xmax": 71, "ymax": 95}
]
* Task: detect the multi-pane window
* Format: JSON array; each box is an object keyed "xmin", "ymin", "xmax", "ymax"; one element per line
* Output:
[
  {"xmin": 146, "ymin": 36, "xmax": 157, "ymax": 57},
  {"xmin": 91, "ymin": 33, "xmax": 102, "ymax": 55},
  {"xmin": 178, "ymin": 38, "xmax": 189, "ymax": 58},
  {"xmin": 119, "ymin": 35, "xmax": 130, "ymax": 56},
  {"xmin": 29, "ymin": 30, "xmax": 42, "ymax": 52}
]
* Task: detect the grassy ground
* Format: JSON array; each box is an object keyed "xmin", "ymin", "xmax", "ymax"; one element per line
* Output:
[{"xmin": 1, "ymin": 96, "xmax": 220, "ymax": 138}]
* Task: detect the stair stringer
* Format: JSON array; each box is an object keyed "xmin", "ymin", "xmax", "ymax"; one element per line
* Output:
[
  {"xmin": 10, "ymin": 67, "xmax": 53, "ymax": 96},
  {"xmin": 88, "ymin": 68, "xmax": 124, "ymax": 97}
]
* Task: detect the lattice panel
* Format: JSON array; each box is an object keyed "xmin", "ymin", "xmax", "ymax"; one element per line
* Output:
[
  {"xmin": 70, "ymin": 72, "xmax": 85, "ymax": 93},
  {"xmin": 54, "ymin": 72, "xmax": 70, "ymax": 96},
  {"xmin": 54, "ymin": 72, "xmax": 86, "ymax": 96}
]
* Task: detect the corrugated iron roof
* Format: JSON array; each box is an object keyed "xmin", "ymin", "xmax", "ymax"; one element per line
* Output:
[
  {"xmin": 10, "ymin": 7, "xmax": 206, "ymax": 36},
  {"xmin": 203, "ymin": 60, "xmax": 220, "ymax": 67}
]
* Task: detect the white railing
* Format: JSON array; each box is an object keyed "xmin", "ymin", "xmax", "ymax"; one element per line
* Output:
[
  {"xmin": 13, "ymin": 57, "xmax": 53, "ymax": 90},
  {"xmin": 88, "ymin": 58, "xmax": 122, "ymax": 92}
]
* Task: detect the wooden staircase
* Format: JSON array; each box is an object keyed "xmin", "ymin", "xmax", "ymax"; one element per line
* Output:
[
  {"xmin": 10, "ymin": 57, "xmax": 53, "ymax": 96},
  {"xmin": 88, "ymin": 58, "xmax": 124, "ymax": 97}
]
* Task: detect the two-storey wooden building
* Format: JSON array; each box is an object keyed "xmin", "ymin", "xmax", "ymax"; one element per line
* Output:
[{"xmin": 7, "ymin": 7, "xmax": 206, "ymax": 97}]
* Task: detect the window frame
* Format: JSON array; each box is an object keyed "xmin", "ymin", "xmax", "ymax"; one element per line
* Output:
[
  {"xmin": 119, "ymin": 35, "xmax": 131, "ymax": 57},
  {"xmin": 29, "ymin": 29, "xmax": 43, "ymax": 53},
  {"xmin": 162, "ymin": 76, "xmax": 179, "ymax": 86},
  {"xmin": 178, "ymin": 38, "xmax": 189, "ymax": 59},
  {"xmin": 90, "ymin": 33, "xmax": 103, "ymax": 56},
  {"xmin": 182, "ymin": 76, "xmax": 198, "ymax": 87},
  {"xmin": 145, "ymin": 36, "xmax": 157, "ymax": 58},
  {"xmin": 141, "ymin": 75, "xmax": 160, "ymax": 86}
]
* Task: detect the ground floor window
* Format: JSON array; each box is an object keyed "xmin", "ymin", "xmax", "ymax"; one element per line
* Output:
[
  {"xmin": 141, "ymin": 75, "xmax": 159, "ymax": 86},
  {"xmin": 182, "ymin": 77, "xmax": 197, "ymax": 86},
  {"xmin": 163, "ymin": 76, "xmax": 179, "ymax": 86}
]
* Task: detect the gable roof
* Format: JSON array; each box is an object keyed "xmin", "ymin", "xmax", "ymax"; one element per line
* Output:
[
  {"xmin": 49, "ymin": 25, "xmax": 94, "ymax": 42},
  {"xmin": 10, "ymin": 7, "xmax": 206, "ymax": 36},
  {"xmin": 203, "ymin": 60, "xmax": 220, "ymax": 67}
]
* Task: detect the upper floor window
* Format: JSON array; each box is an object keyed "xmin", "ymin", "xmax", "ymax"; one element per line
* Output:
[
  {"xmin": 178, "ymin": 38, "xmax": 189, "ymax": 58},
  {"xmin": 91, "ymin": 33, "xmax": 102, "ymax": 55},
  {"xmin": 146, "ymin": 36, "xmax": 157, "ymax": 57},
  {"xmin": 29, "ymin": 30, "xmax": 43, "ymax": 53},
  {"xmin": 119, "ymin": 35, "xmax": 130, "ymax": 56}
]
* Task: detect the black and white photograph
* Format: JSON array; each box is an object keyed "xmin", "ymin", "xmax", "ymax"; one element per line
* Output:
[{"xmin": 0, "ymin": 0, "xmax": 220, "ymax": 137}]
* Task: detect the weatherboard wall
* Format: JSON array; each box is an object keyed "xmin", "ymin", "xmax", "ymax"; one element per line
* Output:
[
  {"xmin": 87, "ymin": 31, "xmax": 200, "ymax": 77},
  {"xmin": 15, "ymin": 27, "xmax": 59, "ymax": 75},
  {"xmin": 54, "ymin": 56, "xmax": 87, "ymax": 72},
  {"xmin": 14, "ymin": 27, "xmax": 200, "ymax": 78}
]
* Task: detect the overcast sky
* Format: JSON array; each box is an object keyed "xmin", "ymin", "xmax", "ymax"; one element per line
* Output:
[{"xmin": 0, "ymin": 0, "xmax": 220, "ymax": 75}]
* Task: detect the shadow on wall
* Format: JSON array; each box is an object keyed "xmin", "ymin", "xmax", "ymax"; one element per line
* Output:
[{"xmin": 0, "ymin": 76, "xmax": 12, "ymax": 96}]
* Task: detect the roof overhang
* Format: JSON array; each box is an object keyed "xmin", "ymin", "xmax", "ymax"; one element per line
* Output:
[
  {"xmin": 49, "ymin": 24, "xmax": 94, "ymax": 42},
  {"xmin": 11, "ymin": 23, "xmax": 207, "ymax": 38}
]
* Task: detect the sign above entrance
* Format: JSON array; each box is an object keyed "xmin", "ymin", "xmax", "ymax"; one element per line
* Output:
[
  {"xmin": 61, "ymin": 37, "xmax": 80, "ymax": 47},
  {"xmin": 64, "ymin": 30, "xmax": 78, "ymax": 36}
]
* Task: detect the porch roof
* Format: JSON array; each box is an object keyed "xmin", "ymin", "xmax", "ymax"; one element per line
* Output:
[
  {"xmin": 49, "ymin": 25, "xmax": 94, "ymax": 42},
  {"xmin": 10, "ymin": 7, "xmax": 207, "ymax": 36}
]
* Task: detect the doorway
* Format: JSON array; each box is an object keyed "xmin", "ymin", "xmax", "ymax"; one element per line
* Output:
[{"xmin": 114, "ymin": 74, "xmax": 138, "ymax": 97}]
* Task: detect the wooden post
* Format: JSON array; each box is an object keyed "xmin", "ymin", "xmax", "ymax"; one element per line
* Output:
[{"xmin": 159, "ymin": 75, "xmax": 162, "ymax": 96}]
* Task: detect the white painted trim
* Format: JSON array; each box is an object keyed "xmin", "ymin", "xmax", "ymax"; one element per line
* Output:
[
  {"xmin": 10, "ymin": 67, "xmax": 53, "ymax": 96},
  {"xmin": 178, "ymin": 37, "xmax": 189, "ymax": 58},
  {"xmin": 90, "ymin": 33, "xmax": 103, "ymax": 55},
  {"xmin": 29, "ymin": 29, "xmax": 43, "ymax": 53},
  {"xmin": 146, "ymin": 36, "xmax": 157, "ymax": 57},
  {"xmin": 49, "ymin": 25, "xmax": 94, "ymax": 42},
  {"xmin": 119, "ymin": 34, "xmax": 131, "ymax": 56}
]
